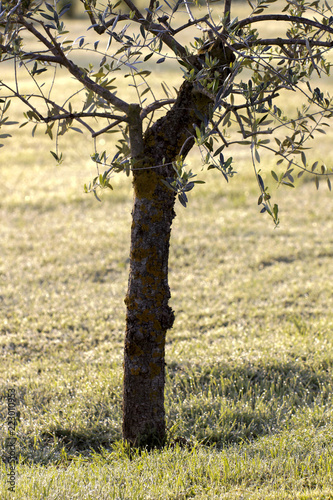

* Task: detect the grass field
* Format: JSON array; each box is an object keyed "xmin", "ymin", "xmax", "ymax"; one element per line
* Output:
[{"xmin": 1, "ymin": 5, "xmax": 333, "ymax": 498}]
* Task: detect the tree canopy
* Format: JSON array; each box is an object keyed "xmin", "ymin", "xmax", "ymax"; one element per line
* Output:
[{"xmin": 0, "ymin": 0, "xmax": 332, "ymax": 224}]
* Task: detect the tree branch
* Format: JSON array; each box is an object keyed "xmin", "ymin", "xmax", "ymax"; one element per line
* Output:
[
  {"xmin": 0, "ymin": 83, "xmax": 96, "ymax": 134},
  {"xmin": 223, "ymin": 0, "xmax": 232, "ymax": 26},
  {"xmin": 233, "ymin": 38, "xmax": 333, "ymax": 50},
  {"xmin": 95, "ymin": 1, "xmax": 196, "ymax": 64},
  {"xmin": 0, "ymin": 45, "xmax": 63, "ymax": 64},
  {"xmin": 20, "ymin": 19, "xmax": 131, "ymax": 114},
  {"xmin": 140, "ymin": 99, "xmax": 176, "ymax": 120},
  {"xmin": 235, "ymin": 14, "xmax": 333, "ymax": 36},
  {"xmin": 121, "ymin": 0, "xmax": 144, "ymax": 21},
  {"xmin": 44, "ymin": 111, "xmax": 128, "ymax": 123},
  {"xmin": 92, "ymin": 119, "xmax": 126, "ymax": 138},
  {"xmin": 172, "ymin": 15, "xmax": 209, "ymax": 35},
  {"xmin": 146, "ymin": 0, "xmax": 155, "ymax": 24}
]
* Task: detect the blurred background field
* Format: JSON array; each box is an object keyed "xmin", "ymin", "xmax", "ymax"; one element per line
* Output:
[{"xmin": 1, "ymin": 3, "xmax": 333, "ymax": 498}]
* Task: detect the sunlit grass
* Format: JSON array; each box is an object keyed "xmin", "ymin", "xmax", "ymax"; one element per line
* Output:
[{"xmin": 1, "ymin": 9, "xmax": 333, "ymax": 499}]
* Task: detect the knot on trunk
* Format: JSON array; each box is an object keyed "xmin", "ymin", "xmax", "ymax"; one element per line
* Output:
[{"xmin": 159, "ymin": 305, "xmax": 175, "ymax": 331}]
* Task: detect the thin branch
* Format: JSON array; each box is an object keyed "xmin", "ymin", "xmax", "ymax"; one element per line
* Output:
[
  {"xmin": 92, "ymin": 119, "xmax": 125, "ymax": 138},
  {"xmin": 203, "ymin": 18, "xmax": 222, "ymax": 39},
  {"xmin": 179, "ymin": 135, "xmax": 196, "ymax": 157},
  {"xmin": 0, "ymin": 46, "xmax": 63, "ymax": 64},
  {"xmin": 232, "ymin": 31, "xmax": 332, "ymax": 115},
  {"xmin": 18, "ymin": 15, "xmax": 58, "ymax": 52},
  {"xmin": 44, "ymin": 111, "xmax": 128, "ymax": 123},
  {"xmin": 94, "ymin": 2, "xmax": 195, "ymax": 63},
  {"xmin": 184, "ymin": 0, "xmax": 195, "ymax": 24},
  {"xmin": 223, "ymin": 104, "xmax": 333, "ymax": 148},
  {"xmin": 0, "ymin": 82, "xmax": 99, "ymax": 135},
  {"xmin": 211, "ymin": 118, "xmax": 229, "ymax": 147},
  {"xmin": 121, "ymin": 0, "xmax": 144, "ymax": 20},
  {"xmin": 3, "ymin": 0, "xmax": 22, "ymax": 17},
  {"xmin": 20, "ymin": 19, "xmax": 131, "ymax": 114},
  {"xmin": 79, "ymin": 0, "xmax": 104, "ymax": 33},
  {"xmin": 145, "ymin": 22, "xmax": 193, "ymax": 61},
  {"xmin": 20, "ymin": 59, "xmax": 54, "ymax": 115},
  {"xmin": 213, "ymin": 91, "xmax": 281, "ymax": 132},
  {"xmin": 232, "ymin": 108, "xmax": 247, "ymax": 138},
  {"xmin": 223, "ymin": 0, "xmax": 232, "ymax": 27},
  {"xmin": 89, "ymin": 13, "xmax": 130, "ymax": 34},
  {"xmin": 172, "ymin": 15, "xmax": 210, "ymax": 35},
  {"xmin": 140, "ymin": 99, "xmax": 176, "ymax": 120},
  {"xmin": 235, "ymin": 14, "xmax": 333, "ymax": 36},
  {"xmin": 0, "ymin": 82, "xmax": 45, "ymax": 121},
  {"xmin": 259, "ymin": 143, "xmax": 333, "ymax": 177},
  {"xmin": 233, "ymin": 38, "xmax": 333, "ymax": 50},
  {"xmin": 146, "ymin": 0, "xmax": 155, "ymax": 24}
]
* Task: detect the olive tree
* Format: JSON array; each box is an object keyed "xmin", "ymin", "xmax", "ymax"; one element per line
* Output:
[{"xmin": 1, "ymin": 0, "xmax": 333, "ymax": 447}]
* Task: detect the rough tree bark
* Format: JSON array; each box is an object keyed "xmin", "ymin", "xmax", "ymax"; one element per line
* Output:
[
  {"xmin": 123, "ymin": 85, "xmax": 216, "ymax": 446},
  {"xmin": 123, "ymin": 41, "xmax": 235, "ymax": 446},
  {"xmin": 123, "ymin": 102, "xmax": 177, "ymax": 447}
]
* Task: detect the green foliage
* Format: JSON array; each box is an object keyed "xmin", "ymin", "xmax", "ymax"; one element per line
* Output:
[
  {"xmin": 1, "ymin": 0, "xmax": 333, "ymax": 222},
  {"xmin": 161, "ymin": 156, "xmax": 205, "ymax": 207}
]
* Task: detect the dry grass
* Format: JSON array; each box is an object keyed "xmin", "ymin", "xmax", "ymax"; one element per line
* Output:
[{"xmin": 1, "ymin": 5, "xmax": 333, "ymax": 498}]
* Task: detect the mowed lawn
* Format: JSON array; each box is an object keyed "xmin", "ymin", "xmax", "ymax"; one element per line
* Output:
[{"xmin": 1, "ymin": 10, "xmax": 333, "ymax": 499}]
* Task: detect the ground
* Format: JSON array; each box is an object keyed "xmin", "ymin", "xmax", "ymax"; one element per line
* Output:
[{"xmin": 1, "ymin": 7, "xmax": 333, "ymax": 497}]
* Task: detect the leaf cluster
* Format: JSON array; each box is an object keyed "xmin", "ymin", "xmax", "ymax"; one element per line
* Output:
[{"xmin": 161, "ymin": 157, "xmax": 205, "ymax": 207}]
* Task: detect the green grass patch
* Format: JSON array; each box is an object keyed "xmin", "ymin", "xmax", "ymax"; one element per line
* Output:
[{"xmin": 1, "ymin": 135, "xmax": 333, "ymax": 499}]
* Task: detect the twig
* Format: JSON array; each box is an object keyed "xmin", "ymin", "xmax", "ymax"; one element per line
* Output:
[
  {"xmin": 172, "ymin": 16, "xmax": 209, "ymax": 35},
  {"xmin": 235, "ymin": 14, "xmax": 333, "ymax": 36},
  {"xmin": 140, "ymin": 99, "xmax": 176, "ymax": 120},
  {"xmin": 233, "ymin": 38, "xmax": 333, "ymax": 50},
  {"xmin": 223, "ymin": 0, "xmax": 232, "ymax": 27},
  {"xmin": 146, "ymin": 0, "xmax": 155, "ymax": 24},
  {"xmin": 121, "ymin": 0, "xmax": 144, "ymax": 20},
  {"xmin": 92, "ymin": 119, "xmax": 126, "ymax": 138}
]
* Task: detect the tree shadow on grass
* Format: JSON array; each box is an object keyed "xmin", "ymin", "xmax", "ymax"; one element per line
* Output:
[
  {"xmin": 6, "ymin": 358, "xmax": 332, "ymax": 465},
  {"xmin": 166, "ymin": 358, "xmax": 332, "ymax": 448},
  {"xmin": 1, "ymin": 396, "xmax": 122, "ymax": 465},
  {"xmin": 41, "ymin": 427, "xmax": 114, "ymax": 453},
  {"xmin": 13, "ymin": 426, "xmax": 119, "ymax": 466}
]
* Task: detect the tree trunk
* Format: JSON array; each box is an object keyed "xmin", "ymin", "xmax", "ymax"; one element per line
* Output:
[
  {"xmin": 123, "ymin": 169, "xmax": 176, "ymax": 447},
  {"xmin": 122, "ymin": 70, "xmax": 231, "ymax": 446}
]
